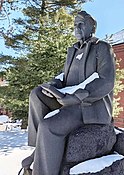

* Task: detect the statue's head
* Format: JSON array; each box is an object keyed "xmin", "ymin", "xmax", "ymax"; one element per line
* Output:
[{"xmin": 74, "ymin": 11, "xmax": 97, "ymax": 41}]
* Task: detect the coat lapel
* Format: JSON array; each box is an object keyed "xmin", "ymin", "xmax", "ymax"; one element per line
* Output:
[
  {"xmin": 64, "ymin": 47, "xmax": 76, "ymax": 82},
  {"xmin": 64, "ymin": 38, "xmax": 99, "ymax": 84}
]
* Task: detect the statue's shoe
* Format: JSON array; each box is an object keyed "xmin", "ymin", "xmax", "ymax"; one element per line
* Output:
[
  {"xmin": 22, "ymin": 151, "xmax": 34, "ymax": 169},
  {"xmin": 18, "ymin": 168, "xmax": 32, "ymax": 175}
]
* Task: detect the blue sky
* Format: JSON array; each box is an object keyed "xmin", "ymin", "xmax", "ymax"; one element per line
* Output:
[
  {"xmin": 0, "ymin": 0, "xmax": 124, "ymax": 57},
  {"xmin": 83, "ymin": 0, "xmax": 124, "ymax": 38}
]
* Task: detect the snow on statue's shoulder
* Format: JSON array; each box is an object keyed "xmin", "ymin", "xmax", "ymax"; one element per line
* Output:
[{"xmin": 57, "ymin": 72, "xmax": 99, "ymax": 94}]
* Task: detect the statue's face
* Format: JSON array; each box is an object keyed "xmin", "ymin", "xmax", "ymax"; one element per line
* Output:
[{"xmin": 74, "ymin": 16, "xmax": 93, "ymax": 41}]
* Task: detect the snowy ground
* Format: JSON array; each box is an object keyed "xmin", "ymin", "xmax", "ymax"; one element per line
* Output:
[
  {"xmin": 0, "ymin": 129, "xmax": 34, "ymax": 175},
  {"xmin": 0, "ymin": 129, "xmax": 124, "ymax": 175}
]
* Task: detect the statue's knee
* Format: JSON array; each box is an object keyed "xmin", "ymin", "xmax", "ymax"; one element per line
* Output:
[
  {"xmin": 38, "ymin": 120, "xmax": 61, "ymax": 136},
  {"xmin": 38, "ymin": 120, "xmax": 50, "ymax": 132},
  {"xmin": 29, "ymin": 86, "xmax": 42, "ymax": 100}
]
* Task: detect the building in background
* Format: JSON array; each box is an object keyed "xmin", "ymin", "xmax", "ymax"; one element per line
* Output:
[
  {"xmin": 107, "ymin": 29, "xmax": 124, "ymax": 128},
  {"xmin": 105, "ymin": 29, "xmax": 124, "ymax": 45}
]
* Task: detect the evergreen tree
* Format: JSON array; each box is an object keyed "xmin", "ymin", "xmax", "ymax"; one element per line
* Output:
[{"xmin": 0, "ymin": 7, "xmax": 77, "ymax": 126}]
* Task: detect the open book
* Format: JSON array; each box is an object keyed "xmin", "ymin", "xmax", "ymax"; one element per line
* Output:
[{"xmin": 41, "ymin": 72, "xmax": 99, "ymax": 98}]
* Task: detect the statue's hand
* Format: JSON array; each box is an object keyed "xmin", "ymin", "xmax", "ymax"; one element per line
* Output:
[
  {"xmin": 42, "ymin": 89, "xmax": 54, "ymax": 98},
  {"xmin": 57, "ymin": 94, "xmax": 81, "ymax": 106},
  {"xmin": 47, "ymin": 79, "xmax": 63, "ymax": 89},
  {"xmin": 74, "ymin": 89, "xmax": 89, "ymax": 101}
]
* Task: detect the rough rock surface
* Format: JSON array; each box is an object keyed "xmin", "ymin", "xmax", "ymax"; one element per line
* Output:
[
  {"xmin": 65, "ymin": 124, "xmax": 116, "ymax": 163},
  {"xmin": 114, "ymin": 133, "xmax": 124, "ymax": 155},
  {"xmin": 60, "ymin": 124, "xmax": 116, "ymax": 175},
  {"xmin": 79, "ymin": 158, "xmax": 124, "ymax": 175}
]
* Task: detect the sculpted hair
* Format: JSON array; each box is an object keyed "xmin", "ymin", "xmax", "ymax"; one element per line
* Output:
[{"xmin": 77, "ymin": 11, "xmax": 97, "ymax": 34}]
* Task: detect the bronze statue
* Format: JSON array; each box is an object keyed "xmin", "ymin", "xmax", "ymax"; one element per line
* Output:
[{"xmin": 20, "ymin": 11, "xmax": 115, "ymax": 175}]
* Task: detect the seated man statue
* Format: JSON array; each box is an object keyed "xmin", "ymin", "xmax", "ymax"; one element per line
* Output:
[{"xmin": 20, "ymin": 11, "xmax": 115, "ymax": 175}]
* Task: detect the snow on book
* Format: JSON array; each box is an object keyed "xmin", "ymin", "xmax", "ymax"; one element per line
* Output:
[{"xmin": 57, "ymin": 72, "xmax": 99, "ymax": 94}]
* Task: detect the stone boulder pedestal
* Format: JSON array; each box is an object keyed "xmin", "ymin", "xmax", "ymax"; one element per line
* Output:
[
  {"xmin": 60, "ymin": 124, "xmax": 116, "ymax": 175},
  {"xmin": 114, "ymin": 132, "xmax": 124, "ymax": 155}
]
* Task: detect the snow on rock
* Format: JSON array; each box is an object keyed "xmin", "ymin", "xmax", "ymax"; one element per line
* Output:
[
  {"xmin": 114, "ymin": 128, "xmax": 124, "ymax": 134},
  {"xmin": 114, "ymin": 132, "xmax": 124, "ymax": 156},
  {"xmin": 70, "ymin": 153, "xmax": 124, "ymax": 174}
]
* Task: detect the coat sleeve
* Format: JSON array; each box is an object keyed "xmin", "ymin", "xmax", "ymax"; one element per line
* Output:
[
  {"xmin": 83, "ymin": 41, "xmax": 116, "ymax": 103},
  {"xmin": 48, "ymin": 72, "xmax": 65, "ymax": 89}
]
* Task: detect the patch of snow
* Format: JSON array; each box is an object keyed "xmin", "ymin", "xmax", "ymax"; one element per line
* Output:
[
  {"xmin": 0, "ymin": 130, "xmax": 34, "ymax": 175},
  {"xmin": 0, "ymin": 128, "xmax": 124, "ymax": 175},
  {"xmin": 114, "ymin": 127, "xmax": 124, "ymax": 134},
  {"xmin": 57, "ymin": 72, "xmax": 99, "ymax": 94},
  {"xmin": 0, "ymin": 147, "xmax": 34, "ymax": 175},
  {"xmin": 55, "ymin": 72, "xmax": 64, "ymax": 81},
  {"xmin": 0, "ymin": 130, "xmax": 28, "ymax": 152},
  {"xmin": 76, "ymin": 53, "xmax": 84, "ymax": 60},
  {"xmin": 0, "ymin": 115, "xmax": 9, "ymax": 124},
  {"xmin": 70, "ymin": 153, "xmax": 124, "ymax": 174},
  {"xmin": 44, "ymin": 109, "xmax": 60, "ymax": 119}
]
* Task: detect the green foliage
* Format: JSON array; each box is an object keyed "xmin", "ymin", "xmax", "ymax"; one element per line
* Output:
[
  {"xmin": 0, "ymin": 7, "xmax": 76, "ymax": 125},
  {"xmin": 0, "ymin": 86, "xmax": 7, "ymax": 106},
  {"xmin": 0, "ymin": 0, "xmax": 90, "ymax": 46}
]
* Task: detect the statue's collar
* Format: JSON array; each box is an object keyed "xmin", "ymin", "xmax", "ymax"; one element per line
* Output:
[
  {"xmin": 73, "ymin": 37, "xmax": 99, "ymax": 49},
  {"xmin": 73, "ymin": 42, "xmax": 86, "ymax": 49}
]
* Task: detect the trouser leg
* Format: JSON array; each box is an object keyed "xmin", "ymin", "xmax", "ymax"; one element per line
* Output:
[
  {"xmin": 28, "ymin": 86, "xmax": 61, "ymax": 147},
  {"xmin": 22, "ymin": 86, "xmax": 61, "ymax": 169},
  {"xmin": 33, "ymin": 123, "xmax": 65, "ymax": 175},
  {"xmin": 33, "ymin": 104, "xmax": 83, "ymax": 175}
]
